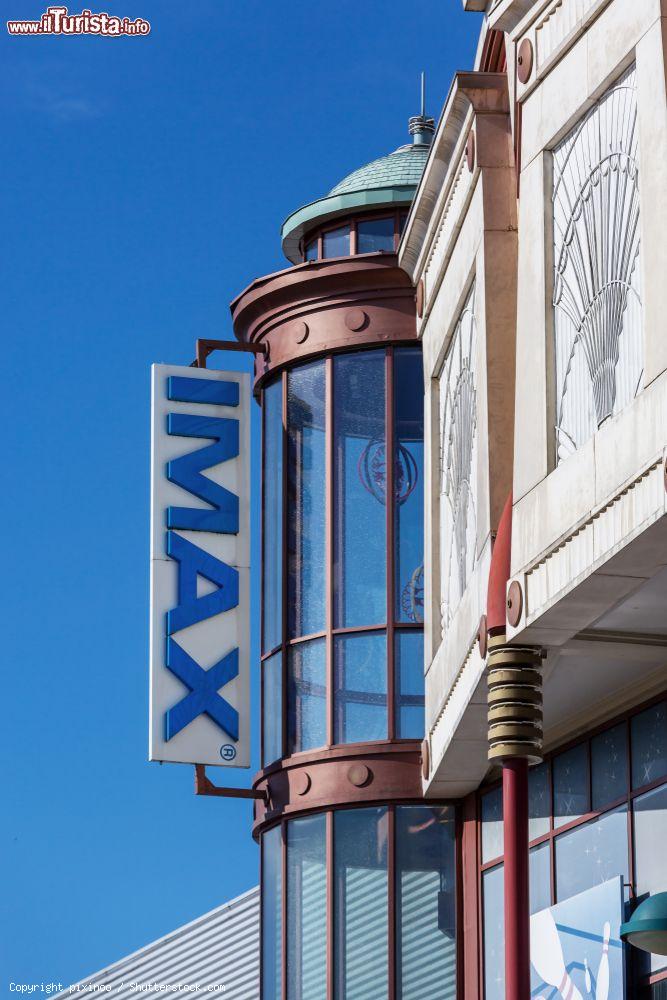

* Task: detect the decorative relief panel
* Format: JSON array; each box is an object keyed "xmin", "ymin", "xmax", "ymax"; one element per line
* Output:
[
  {"xmin": 439, "ymin": 283, "xmax": 478, "ymax": 633},
  {"xmin": 553, "ymin": 65, "xmax": 642, "ymax": 465}
]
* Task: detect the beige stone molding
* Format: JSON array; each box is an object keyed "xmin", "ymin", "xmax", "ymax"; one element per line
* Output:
[{"xmin": 512, "ymin": 454, "xmax": 666, "ymax": 634}]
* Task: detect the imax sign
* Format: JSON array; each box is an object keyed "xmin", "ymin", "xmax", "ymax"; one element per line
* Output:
[{"xmin": 149, "ymin": 364, "xmax": 250, "ymax": 768}]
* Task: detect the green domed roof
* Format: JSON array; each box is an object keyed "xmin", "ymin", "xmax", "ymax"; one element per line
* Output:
[
  {"xmin": 281, "ymin": 112, "xmax": 434, "ymax": 264},
  {"xmin": 328, "ymin": 144, "xmax": 430, "ymax": 197}
]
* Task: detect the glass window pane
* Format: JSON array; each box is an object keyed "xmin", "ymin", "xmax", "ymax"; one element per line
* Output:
[
  {"xmin": 529, "ymin": 762, "xmax": 550, "ymax": 840},
  {"xmin": 553, "ymin": 743, "xmax": 590, "ymax": 828},
  {"xmin": 395, "ymin": 630, "xmax": 424, "ymax": 739},
  {"xmin": 482, "ymin": 864, "xmax": 504, "ymax": 1000},
  {"xmin": 555, "ymin": 805, "xmax": 628, "ymax": 903},
  {"xmin": 335, "ymin": 807, "xmax": 388, "ymax": 1000},
  {"xmin": 591, "ymin": 723, "xmax": 628, "ymax": 810},
  {"xmin": 322, "ymin": 225, "xmax": 350, "ymax": 258},
  {"xmin": 396, "ymin": 805, "xmax": 457, "ymax": 999},
  {"xmin": 357, "ymin": 217, "xmax": 394, "ymax": 254},
  {"xmin": 482, "ymin": 785, "xmax": 503, "ymax": 863},
  {"xmin": 333, "ymin": 351, "xmax": 386, "ymax": 628},
  {"xmin": 262, "ymin": 825, "xmax": 282, "ymax": 1000},
  {"xmin": 287, "ymin": 815, "xmax": 326, "ymax": 1000},
  {"xmin": 287, "ymin": 361, "xmax": 326, "ymax": 638},
  {"xmin": 633, "ymin": 784, "xmax": 667, "ymax": 975},
  {"xmin": 288, "ymin": 639, "xmax": 326, "ymax": 754},
  {"xmin": 334, "ymin": 632, "xmax": 386, "ymax": 744},
  {"xmin": 529, "ymin": 842, "xmax": 551, "ymax": 914},
  {"xmin": 263, "ymin": 379, "xmax": 283, "ymax": 653},
  {"xmin": 394, "ymin": 349, "xmax": 424, "ymax": 624},
  {"xmin": 631, "ymin": 701, "xmax": 667, "ymax": 789},
  {"xmin": 305, "ymin": 239, "xmax": 318, "ymax": 261},
  {"xmin": 263, "ymin": 652, "xmax": 282, "ymax": 767}
]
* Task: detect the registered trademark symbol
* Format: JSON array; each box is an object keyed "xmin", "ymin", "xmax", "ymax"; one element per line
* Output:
[{"xmin": 220, "ymin": 744, "xmax": 237, "ymax": 761}]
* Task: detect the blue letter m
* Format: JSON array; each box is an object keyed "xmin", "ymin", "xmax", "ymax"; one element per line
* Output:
[
  {"xmin": 165, "ymin": 638, "xmax": 239, "ymax": 741},
  {"xmin": 166, "ymin": 412, "xmax": 239, "ymax": 533}
]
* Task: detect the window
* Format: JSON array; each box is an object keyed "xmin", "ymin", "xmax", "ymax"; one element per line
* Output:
[
  {"xmin": 261, "ymin": 349, "xmax": 425, "ymax": 757},
  {"xmin": 305, "ymin": 239, "xmax": 318, "ymax": 261},
  {"xmin": 262, "ymin": 379, "xmax": 283, "ymax": 653},
  {"xmin": 357, "ymin": 216, "xmax": 394, "ymax": 254},
  {"xmin": 287, "ymin": 361, "xmax": 326, "ymax": 638},
  {"xmin": 287, "ymin": 815, "xmax": 327, "ymax": 1000},
  {"xmin": 262, "ymin": 825, "xmax": 283, "ymax": 1000},
  {"xmin": 333, "ymin": 351, "xmax": 386, "ymax": 628},
  {"xmin": 322, "ymin": 225, "xmax": 350, "ymax": 258},
  {"xmin": 263, "ymin": 804, "xmax": 458, "ymax": 1000},
  {"xmin": 263, "ymin": 651, "xmax": 282, "ymax": 766},
  {"xmin": 396, "ymin": 805, "xmax": 457, "ymax": 999},
  {"xmin": 288, "ymin": 638, "xmax": 326, "ymax": 755},
  {"xmin": 395, "ymin": 631, "xmax": 425, "ymax": 740},
  {"xmin": 334, "ymin": 631, "xmax": 387, "ymax": 743},
  {"xmin": 335, "ymin": 807, "xmax": 388, "ymax": 999},
  {"xmin": 479, "ymin": 698, "xmax": 667, "ymax": 995}
]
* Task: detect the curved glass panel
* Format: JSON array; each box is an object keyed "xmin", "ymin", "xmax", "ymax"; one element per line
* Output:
[
  {"xmin": 333, "ymin": 351, "xmax": 386, "ymax": 628},
  {"xmin": 305, "ymin": 239, "xmax": 318, "ymax": 261},
  {"xmin": 334, "ymin": 807, "xmax": 388, "ymax": 1000},
  {"xmin": 288, "ymin": 638, "xmax": 326, "ymax": 754},
  {"xmin": 262, "ymin": 824, "xmax": 282, "ymax": 1000},
  {"xmin": 394, "ymin": 349, "xmax": 424, "ymax": 624},
  {"xmin": 396, "ymin": 805, "xmax": 456, "ymax": 999},
  {"xmin": 263, "ymin": 651, "xmax": 282, "ymax": 767},
  {"xmin": 322, "ymin": 225, "xmax": 350, "ymax": 258},
  {"xmin": 287, "ymin": 361, "xmax": 326, "ymax": 638},
  {"xmin": 334, "ymin": 631, "xmax": 387, "ymax": 743},
  {"xmin": 357, "ymin": 217, "xmax": 394, "ymax": 254},
  {"xmin": 395, "ymin": 631, "xmax": 424, "ymax": 739},
  {"xmin": 263, "ymin": 379, "xmax": 283, "ymax": 653},
  {"xmin": 287, "ymin": 815, "xmax": 326, "ymax": 1000}
]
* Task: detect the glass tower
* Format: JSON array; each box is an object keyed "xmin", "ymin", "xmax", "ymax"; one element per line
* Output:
[{"xmin": 232, "ymin": 113, "xmax": 458, "ymax": 1000}]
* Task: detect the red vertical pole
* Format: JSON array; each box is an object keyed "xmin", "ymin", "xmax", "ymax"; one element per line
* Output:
[{"xmin": 503, "ymin": 758, "xmax": 530, "ymax": 1000}]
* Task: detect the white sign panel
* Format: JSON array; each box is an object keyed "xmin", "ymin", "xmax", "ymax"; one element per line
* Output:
[{"xmin": 149, "ymin": 364, "xmax": 250, "ymax": 767}]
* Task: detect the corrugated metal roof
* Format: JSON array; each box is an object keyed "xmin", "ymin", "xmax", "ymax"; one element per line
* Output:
[{"xmin": 55, "ymin": 887, "xmax": 259, "ymax": 1000}]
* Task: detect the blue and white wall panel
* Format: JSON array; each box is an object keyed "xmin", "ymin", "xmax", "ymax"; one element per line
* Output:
[{"xmin": 150, "ymin": 364, "xmax": 250, "ymax": 768}]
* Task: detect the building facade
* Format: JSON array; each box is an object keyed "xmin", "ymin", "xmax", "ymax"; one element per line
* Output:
[{"xmin": 228, "ymin": 0, "xmax": 667, "ymax": 996}]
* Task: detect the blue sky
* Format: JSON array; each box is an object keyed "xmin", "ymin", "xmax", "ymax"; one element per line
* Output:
[{"xmin": 1, "ymin": 0, "xmax": 480, "ymax": 989}]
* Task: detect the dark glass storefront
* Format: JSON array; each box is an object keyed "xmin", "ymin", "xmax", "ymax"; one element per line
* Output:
[{"xmin": 480, "ymin": 698, "xmax": 667, "ymax": 998}]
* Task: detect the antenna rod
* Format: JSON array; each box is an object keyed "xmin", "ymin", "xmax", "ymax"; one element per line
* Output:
[{"xmin": 421, "ymin": 72, "xmax": 425, "ymax": 117}]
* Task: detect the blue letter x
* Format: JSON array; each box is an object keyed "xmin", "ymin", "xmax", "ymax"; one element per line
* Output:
[{"xmin": 165, "ymin": 638, "xmax": 239, "ymax": 742}]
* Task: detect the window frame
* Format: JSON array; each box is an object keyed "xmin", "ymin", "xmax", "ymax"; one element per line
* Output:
[
  {"xmin": 260, "ymin": 800, "xmax": 461, "ymax": 1000},
  {"xmin": 477, "ymin": 692, "xmax": 667, "ymax": 994},
  {"xmin": 260, "ymin": 347, "xmax": 425, "ymax": 765},
  {"xmin": 299, "ymin": 209, "xmax": 407, "ymax": 262}
]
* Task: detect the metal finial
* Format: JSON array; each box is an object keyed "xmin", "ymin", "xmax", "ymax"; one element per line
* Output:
[{"xmin": 409, "ymin": 72, "xmax": 435, "ymax": 146}]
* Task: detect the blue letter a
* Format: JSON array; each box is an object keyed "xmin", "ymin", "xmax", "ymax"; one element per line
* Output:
[
  {"xmin": 166, "ymin": 531, "xmax": 239, "ymax": 634},
  {"xmin": 167, "ymin": 413, "xmax": 239, "ymax": 533}
]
